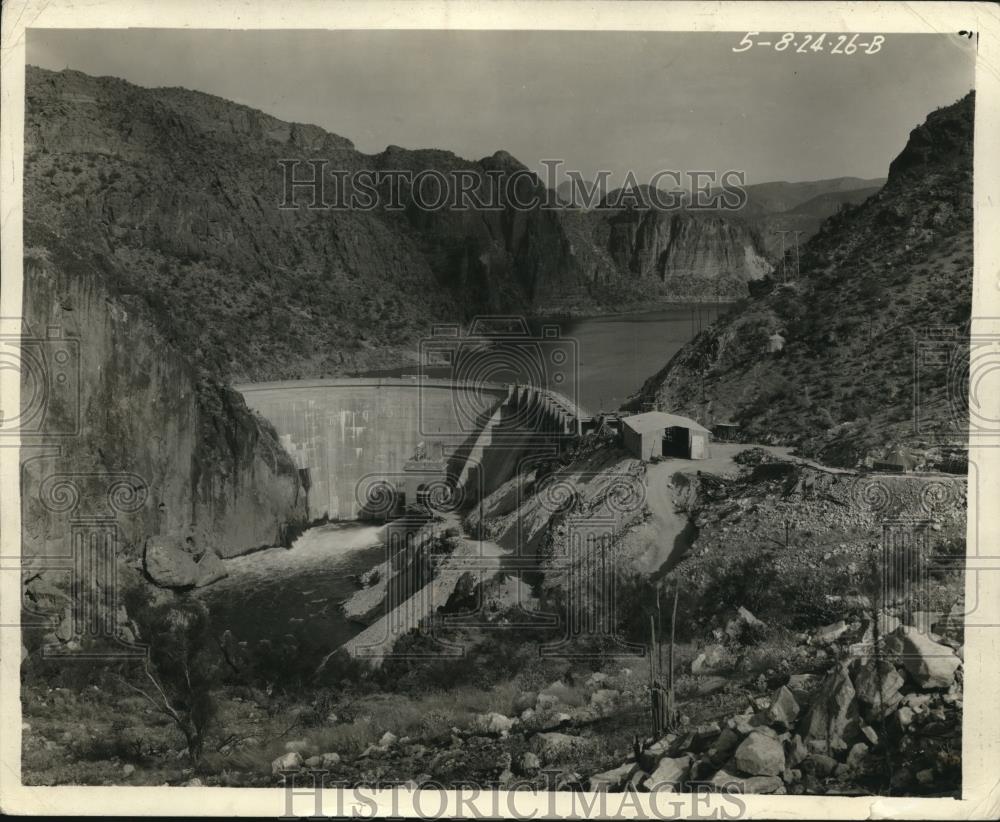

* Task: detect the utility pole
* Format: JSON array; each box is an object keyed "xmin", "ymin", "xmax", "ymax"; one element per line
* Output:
[{"xmin": 779, "ymin": 230, "xmax": 786, "ymax": 283}]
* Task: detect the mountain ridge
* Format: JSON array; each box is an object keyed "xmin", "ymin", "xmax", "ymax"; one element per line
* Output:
[
  {"xmin": 626, "ymin": 92, "xmax": 974, "ymax": 468},
  {"xmin": 25, "ymin": 65, "xmax": 780, "ymax": 382}
]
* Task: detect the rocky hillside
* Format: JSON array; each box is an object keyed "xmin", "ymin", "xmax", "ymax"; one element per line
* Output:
[
  {"xmin": 25, "ymin": 66, "xmax": 780, "ymax": 382},
  {"xmin": 628, "ymin": 93, "xmax": 974, "ymax": 467}
]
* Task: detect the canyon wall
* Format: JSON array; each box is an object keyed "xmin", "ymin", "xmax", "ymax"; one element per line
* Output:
[{"xmin": 20, "ymin": 241, "xmax": 308, "ymax": 561}]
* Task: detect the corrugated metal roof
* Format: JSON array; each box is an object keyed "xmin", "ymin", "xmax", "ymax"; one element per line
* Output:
[{"xmin": 621, "ymin": 411, "xmax": 710, "ymax": 434}]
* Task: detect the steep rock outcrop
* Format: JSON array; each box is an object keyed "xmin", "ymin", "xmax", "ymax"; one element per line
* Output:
[
  {"xmin": 604, "ymin": 209, "xmax": 771, "ymax": 297},
  {"xmin": 19, "ymin": 235, "xmax": 308, "ymax": 561}
]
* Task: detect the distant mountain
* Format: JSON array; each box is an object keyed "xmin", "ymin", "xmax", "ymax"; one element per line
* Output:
[
  {"xmin": 741, "ymin": 176, "xmax": 885, "ymax": 215},
  {"xmin": 779, "ymin": 185, "xmax": 884, "ymax": 218},
  {"xmin": 749, "ymin": 181, "xmax": 885, "ymax": 258},
  {"xmin": 626, "ymin": 93, "xmax": 974, "ymax": 468}
]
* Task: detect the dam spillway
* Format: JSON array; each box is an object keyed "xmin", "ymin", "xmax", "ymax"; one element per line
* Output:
[{"xmin": 235, "ymin": 378, "xmax": 588, "ymax": 521}]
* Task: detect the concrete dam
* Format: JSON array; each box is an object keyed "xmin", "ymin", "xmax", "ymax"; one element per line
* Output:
[{"xmin": 236, "ymin": 378, "xmax": 589, "ymax": 521}]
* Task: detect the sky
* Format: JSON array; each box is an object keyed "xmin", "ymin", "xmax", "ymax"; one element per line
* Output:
[{"xmin": 26, "ymin": 28, "xmax": 976, "ymax": 186}]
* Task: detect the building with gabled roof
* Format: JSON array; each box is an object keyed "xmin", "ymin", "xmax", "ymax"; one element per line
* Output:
[{"xmin": 621, "ymin": 411, "xmax": 710, "ymax": 461}]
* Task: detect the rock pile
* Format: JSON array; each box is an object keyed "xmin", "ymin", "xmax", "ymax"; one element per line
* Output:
[{"xmin": 585, "ymin": 614, "xmax": 962, "ymax": 795}]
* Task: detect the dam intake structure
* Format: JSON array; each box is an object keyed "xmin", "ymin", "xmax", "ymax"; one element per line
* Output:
[{"xmin": 236, "ymin": 377, "xmax": 592, "ymax": 522}]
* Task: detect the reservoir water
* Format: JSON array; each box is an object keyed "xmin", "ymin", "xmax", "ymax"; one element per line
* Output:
[{"xmin": 554, "ymin": 304, "xmax": 723, "ymax": 412}]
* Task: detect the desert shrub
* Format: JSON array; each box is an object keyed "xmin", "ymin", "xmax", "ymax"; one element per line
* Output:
[
  {"xmin": 116, "ymin": 595, "xmax": 220, "ymax": 764},
  {"xmin": 777, "ymin": 567, "xmax": 853, "ymax": 628},
  {"xmin": 697, "ymin": 553, "xmax": 776, "ymax": 622},
  {"xmin": 733, "ymin": 447, "xmax": 770, "ymax": 466}
]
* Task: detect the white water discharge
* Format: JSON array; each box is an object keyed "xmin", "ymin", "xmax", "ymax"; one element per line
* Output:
[
  {"xmin": 197, "ymin": 522, "xmax": 390, "ymax": 649},
  {"xmin": 211, "ymin": 522, "xmax": 386, "ymax": 586}
]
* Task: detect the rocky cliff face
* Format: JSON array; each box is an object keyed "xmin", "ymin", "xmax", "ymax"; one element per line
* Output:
[
  {"xmin": 628, "ymin": 93, "xmax": 974, "ymax": 467},
  {"xmin": 605, "ymin": 209, "xmax": 772, "ymax": 297},
  {"xmin": 20, "ymin": 228, "xmax": 308, "ymax": 561}
]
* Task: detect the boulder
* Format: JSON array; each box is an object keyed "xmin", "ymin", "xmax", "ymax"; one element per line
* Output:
[
  {"xmin": 894, "ymin": 706, "xmax": 915, "ymax": 730},
  {"xmin": 194, "ymin": 550, "xmax": 227, "ymax": 587},
  {"xmin": 903, "ymin": 692, "xmax": 932, "ymax": 713},
  {"xmin": 589, "ymin": 689, "xmax": 620, "ymax": 714},
  {"xmin": 784, "ymin": 734, "xmax": 808, "ymax": 768},
  {"xmin": 802, "ymin": 753, "xmax": 837, "ymax": 778},
  {"xmin": 304, "ymin": 755, "xmax": 322, "ymax": 768},
  {"xmin": 638, "ymin": 734, "xmax": 676, "ymax": 772},
  {"xmin": 588, "ymin": 762, "xmax": 635, "ymax": 792},
  {"xmin": 798, "ymin": 664, "xmax": 860, "ymax": 751},
  {"xmin": 272, "ymin": 752, "xmax": 304, "ymax": 774},
  {"xmin": 734, "ymin": 730, "xmax": 785, "ymax": 776},
  {"xmin": 785, "ymin": 673, "xmax": 822, "ymax": 704},
  {"xmin": 145, "ymin": 537, "xmax": 199, "ymax": 588},
  {"xmin": 691, "ymin": 644, "xmax": 733, "ymax": 675},
  {"xmin": 320, "ymin": 752, "xmax": 340, "ymax": 768},
  {"xmin": 379, "ymin": 731, "xmax": 398, "ymax": 748},
  {"xmin": 845, "ymin": 742, "xmax": 869, "ymax": 772},
  {"xmin": 767, "ymin": 686, "xmax": 800, "ymax": 729},
  {"xmin": 518, "ymin": 751, "xmax": 541, "ymax": 774},
  {"xmin": 706, "ymin": 728, "xmax": 742, "ymax": 766},
  {"xmin": 709, "ymin": 769, "xmax": 784, "ymax": 794},
  {"xmin": 538, "ymin": 680, "xmax": 576, "ymax": 706},
  {"xmin": 530, "ymin": 732, "xmax": 594, "ymax": 764},
  {"xmin": 690, "ymin": 721, "xmax": 722, "ymax": 752},
  {"xmin": 724, "ymin": 607, "xmax": 766, "ymax": 641},
  {"xmin": 585, "ymin": 672, "xmax": 609, "ymax": 689},
  {"xmin": 630, "ymin": 770, "xmax": 648, "ymax": 791},
  {"xmin": 513, "ymin": 691, "xmax": 538, "ymax": 713},
  {"xmin": 647, "ymin": 755, "xmax": 691, "ymax": 790},
  {"xmin": 812, "ymin": 620, "xmax": 847, "ymax": 644},
  {"xmin": 471, "ymin": 712, "xmax": 514, "ymax": 736},
  {"xmin": 883, "ymin": 626, "xmax": 961, "ymax": 688},
  {"xmin": 852, "ymin": 660, "xmax": 904, "ymax": 712},
  {"xmin": 728, "ymin": 712, "xmax": 771, "ymax": 736},
  {"xmin": 535, "ymin": 693, "xmax": 561, "ymax": 712}
]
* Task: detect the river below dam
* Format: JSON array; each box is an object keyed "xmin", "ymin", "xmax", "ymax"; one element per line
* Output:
[{"xmin": 196, "ymin": 522, "xmax": 390, "ymax": 651}]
